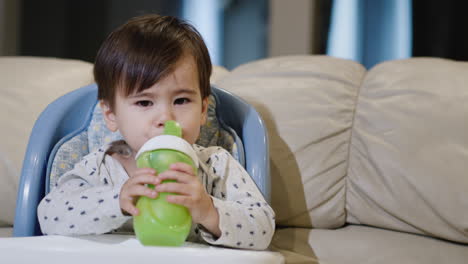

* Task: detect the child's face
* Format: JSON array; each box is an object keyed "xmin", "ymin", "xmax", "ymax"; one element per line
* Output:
[{"xmin": 101, "ymin": 55, "xmax": 208, "ymax": 154}]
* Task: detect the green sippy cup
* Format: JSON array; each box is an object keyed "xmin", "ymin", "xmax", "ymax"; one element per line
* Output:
[{"xmin": 133, "ymin": 120, "xmax": 198, "ymax": 246}]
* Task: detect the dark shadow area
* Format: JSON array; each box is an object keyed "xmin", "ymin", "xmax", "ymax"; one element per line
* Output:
[
  {"xmin": 251, "ymin": 102, "xmax": 312, "ymax": 228},
  {"xmin": 312, "ymin": 0, "xmax": 333, "ymax": 55},
  {"xmin": 412, "ymin": 0, "xmax": 468, "ymax": 61},
  {"xmin": 247, "ymin": 101, "xmax": 317, "ymax": 263},
  {"xmin": 270, "ymin": 228, "xmax": 319, "ymax": 264},
  {"xmin": 20, "ymin": 0, "xmax": 182, "ymax": 62},
  {"xmin": 18, "ymin": 0, "xmax": 269, "ymax": 69}
]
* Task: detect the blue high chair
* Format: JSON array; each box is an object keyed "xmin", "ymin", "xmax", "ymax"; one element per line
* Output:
[{"xmin": 13, "ymin": 84, "xmax": 270, "ymax": 237}]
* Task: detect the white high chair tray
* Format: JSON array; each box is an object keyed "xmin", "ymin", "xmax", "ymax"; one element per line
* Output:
[{"xmin": 0, "ymin": 234, "xmax": 284, "ymax": 264}]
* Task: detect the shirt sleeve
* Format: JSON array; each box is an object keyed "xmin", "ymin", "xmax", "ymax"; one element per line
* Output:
[
  {"xmin": 37, "ymin": 148, "xmax": 131, "ymax": 235},
  {"xmin": 197, "ymin": 147, "xmax": 276, "ymax": 250}
]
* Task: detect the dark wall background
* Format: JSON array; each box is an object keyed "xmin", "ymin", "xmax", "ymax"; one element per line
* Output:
[
  {"xmin": 19, "ymin": 0, "xmax": 268, "ymax": 69},
  {"xmin": 20, "ymin": 0, "xmax": 468, "ymax": 67},
  {"xmin": 20, "ymin": 0, "xmax": 182, "ymax": 63},
  {"xmin": 412, "ymin": 0, "xmax": 468, "ymax": 61}
]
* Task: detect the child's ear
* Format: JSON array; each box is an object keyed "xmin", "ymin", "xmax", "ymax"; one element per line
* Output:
[
  {"xmin": 201, "ymin": 97, "xmax": 209, "ymax": 125},
  {"xmin": 100, "ymin": 100, "xmax": 118, "ymax": 132}
]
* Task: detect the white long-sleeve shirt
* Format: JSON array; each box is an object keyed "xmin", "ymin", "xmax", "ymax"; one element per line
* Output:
[{"xmin": 38, "ymin": 143, "xmax": 275, "ymax": 250}]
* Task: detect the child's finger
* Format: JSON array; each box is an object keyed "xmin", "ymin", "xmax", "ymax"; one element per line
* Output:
[
  {"xmin": 165, "ymin": 194, "xmax": 191, "ymax": 207},
  {"xmin": 154, "ymin": 181, "xmax": 190, "ymax": 195},
  {"xmin": 127, "ymin": 173, "xmax": 160, "ymax": 186},
  {"xmin": 121, "ymin": 201, "xmax": 139, "ymax": 216},
  {"xmin": 133, "ymin": 167, "xmax": 156, "ymax": 176},
  {"xmin": 169, "ymin": 162, "xmax": 196, "ymax": 175},
  {"xmin": 125, "ymin": 184, "xmax": 158, "ymax": 198},
  {"xmin": 157, "ymin": 170, "xmax": 194, "ymax": 184}
]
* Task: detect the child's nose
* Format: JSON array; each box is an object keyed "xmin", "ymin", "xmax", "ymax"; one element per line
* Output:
[{"xmin": 155, "ymin": 106, "xmax": 174, "ymax": 128}]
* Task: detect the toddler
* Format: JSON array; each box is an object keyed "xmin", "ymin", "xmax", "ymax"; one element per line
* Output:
[{"xmin": 38, "ymin": 14, "xmax": 275, "ymax": 250}]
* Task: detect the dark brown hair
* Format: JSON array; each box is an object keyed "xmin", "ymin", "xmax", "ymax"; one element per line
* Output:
[{"xmin": 94, "ymin": 14, "xmax": 212, "ymax": 109}]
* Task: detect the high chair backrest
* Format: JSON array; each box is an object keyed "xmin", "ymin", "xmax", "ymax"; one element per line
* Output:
[{"xmin": 13, "ymin": 84, "xmax": 269, "ymax": 237}]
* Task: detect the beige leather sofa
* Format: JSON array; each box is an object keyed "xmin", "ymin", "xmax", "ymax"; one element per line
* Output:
[
  {"xmin": 0, "ymin": 57, "xmax": 95, "ymax": 237},
  {"xmin": 215, "ymin": 56, "xmax": 468, "ymax": 264},
  {"xmin": 1, "ymin": 56, "xmax": 467, "ymax": 263}
]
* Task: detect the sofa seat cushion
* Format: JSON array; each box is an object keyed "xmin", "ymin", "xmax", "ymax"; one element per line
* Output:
[{"xmin": 271, "ymin": 225, "xmax": 468, "ymax": 264}]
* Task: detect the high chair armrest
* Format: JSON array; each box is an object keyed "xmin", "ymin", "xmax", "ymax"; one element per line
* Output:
[
  {"xmin": 13, "ymin": 84, "xmax": 98, "ymax": 237},
  {"xmin": 213, "ymin": 87, "xmax": 270, "ymax": 202}
]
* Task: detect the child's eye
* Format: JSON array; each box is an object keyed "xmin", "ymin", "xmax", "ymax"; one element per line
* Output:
[
  {"xmin": 174, "ymin": 98, "xmax": 190, "ymax": 105},
  {"xmin": 136, "ymin": 100, "xmax": 153, "ymax": 107}
]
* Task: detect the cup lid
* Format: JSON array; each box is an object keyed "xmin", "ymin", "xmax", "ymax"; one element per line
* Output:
[{"xmin": 135, "ymin": 135, "xmax": 199, "ymax": 168}]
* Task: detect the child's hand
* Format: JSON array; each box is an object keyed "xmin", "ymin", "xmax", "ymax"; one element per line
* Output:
[
  {"xmin": 120, "ymin": 167, "xmax": 160, "ymax": 216},
  {"xmin": 155, "ymin": 162, "xmax": 221, "ymax": 237}
]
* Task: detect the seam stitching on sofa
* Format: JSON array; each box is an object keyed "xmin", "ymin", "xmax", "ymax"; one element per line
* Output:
[{"xmin": 343, "ymin": 69, "xmax": 366, "ymax": 222}]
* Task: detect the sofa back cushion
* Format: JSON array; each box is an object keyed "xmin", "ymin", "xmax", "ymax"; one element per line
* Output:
[
  {"xmin": 0, "ymin": 57, "xmax": 94, "ymax": 227},
  {"xmin": 347, "ymin": 58, "xmax": 468, "ymax": 244},
  {"xmin": 217, "ymin": 56, "xmax": 366, "ymax": 228}
]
